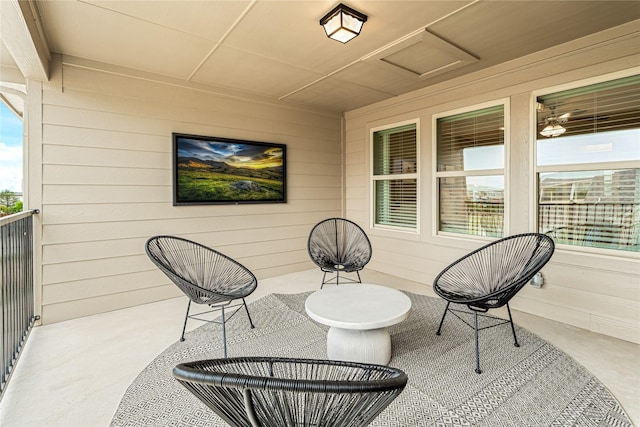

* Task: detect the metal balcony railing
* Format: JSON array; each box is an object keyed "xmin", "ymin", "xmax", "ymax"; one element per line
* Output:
[
  {"xmin": 0, "ymin": 209, "xmax": 39, "ymax": 399},
  {"xmin": 451, "ymin": 201, "xmax": 639, "ymax": 252},
  {"xmin": 539, "ymin": 202, "xmax": 640, "ymax": 251}
]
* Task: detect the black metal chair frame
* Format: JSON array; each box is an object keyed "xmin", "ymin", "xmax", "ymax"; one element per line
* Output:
[
  {"xmin": 307, "ymin": 218, "xmax": 373, "ymax": 288},
  {"xmin": 145, "ymin": 235, "xmax": 257, "ymax": 357},
  {"xmin": 173, "ymin": 356, "xmax": 408, "ymax": 427},
  {"xmin": 433, "ymin": 233, "xmax": 555, "ymax": 374},
  {"xmin": 180, "ymin": 298, "xmax": 254, "ymax": 356}
]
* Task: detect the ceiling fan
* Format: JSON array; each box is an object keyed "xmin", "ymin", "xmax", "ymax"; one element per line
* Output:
[
  {"xmin": 536, "ymin": 103, "xmax": 571, "ymax": 137},
  {"xmin": 536, "ymin": 101, "xmax": 609, "ymax": 138}
]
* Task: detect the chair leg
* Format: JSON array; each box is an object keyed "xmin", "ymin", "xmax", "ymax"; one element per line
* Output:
[
  {"xmin": 243, "ymin": 298, "xmax": 255, "ymax": 329},
  {"xmin": 221, "ymin": 305, "xmax": 227, "ymax": 358},
  {"xmin": 474, "ymin": 311, "xmax": 482, "ymax": 374},
  {"xmin": 506, "ymin": 303, "xmax": 520, "ymax": 348},
  {"xmin": 355, "ymin": 270, "xmax": 362, "ymax": 283},
  {"xmin": 321, "ymin": 271, "xmax": 327, "ymax": 289},
  {"xmin": 336, "ymin": 269, "xmax": 340, "ymax": 285},
  {"xmin": 436, "ymin": 302, "xmax": 450, "ymax": 335},
  {"xmin": 180, "ymin": 300, "xmax": 191, "ymax": 342}
]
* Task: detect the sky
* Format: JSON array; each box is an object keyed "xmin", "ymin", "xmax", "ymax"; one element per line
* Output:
[
  {"xmin": 0, "ymin": 101, "xmax": 23, "ymax": 192},
  {"xmin": 461, "ymin": 129, "xmax": 640, "ymax": 190},
  {"xmin": 177, "ymin": 137, "xmax": 283, "ymax": 169}
]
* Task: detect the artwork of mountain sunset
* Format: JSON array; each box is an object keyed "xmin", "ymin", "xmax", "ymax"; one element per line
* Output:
[{"xmin": 173, "ymin": 133, "xmax": 286, "ymax": 205}]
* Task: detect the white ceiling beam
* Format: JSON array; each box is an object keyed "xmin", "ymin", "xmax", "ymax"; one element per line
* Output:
[{"xmin": 0, "ymin": 0, "xmax": 50, "ymax": 81}]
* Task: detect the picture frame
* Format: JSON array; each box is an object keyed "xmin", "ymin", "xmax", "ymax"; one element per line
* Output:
[{"xmin": 172, "ymin": 133, "xmax": 287, "ymax": 205}]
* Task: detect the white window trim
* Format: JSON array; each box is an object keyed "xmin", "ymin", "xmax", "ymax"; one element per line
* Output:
[
  {"xmin": 432, "ymin": 98, "xmax": 511, "ymax": 241},
  {"xmin": 370, "ymin": 118, "xmax": 420, "ymax": 234},
  {"xmin": 531, "ymin": 69, "xmax": 640, "ymax": 259}
]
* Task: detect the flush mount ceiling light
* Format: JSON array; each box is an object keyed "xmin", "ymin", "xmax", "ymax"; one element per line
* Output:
[{"xmin": 320, "ymin": 3, "xmax": 367, "ymax": 43}]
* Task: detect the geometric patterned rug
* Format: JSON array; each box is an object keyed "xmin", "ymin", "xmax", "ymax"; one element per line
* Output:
[{"xmin": 110, "ymin": 292, "xmax": 634, "ymax": 426}]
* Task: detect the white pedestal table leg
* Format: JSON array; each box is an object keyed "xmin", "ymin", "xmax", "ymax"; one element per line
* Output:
[{"xmin": 326, "ymin": 327, "xmax": 391, "ymax": 365}]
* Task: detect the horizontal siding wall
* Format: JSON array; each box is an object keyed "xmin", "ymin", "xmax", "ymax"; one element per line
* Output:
[
  {"xmin": 344, "ymin": 21, "xmax": 640, "ymax": 343},
  {"xmin": 32, "ymin": 56, "xmax": 342, "ymax": 324}
]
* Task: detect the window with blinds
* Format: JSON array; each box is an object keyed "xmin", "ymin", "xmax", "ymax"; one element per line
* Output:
[
  {"xmin": 436, "ymin": 104, "xmax": 505, "ymax": 238},
  {"xmin": 372, "ymin": 122, "xmax": 417, "ymax": 229},
  {"xmin": 536, "ymin": 74, "xmax": 640, "ymax": 253}
]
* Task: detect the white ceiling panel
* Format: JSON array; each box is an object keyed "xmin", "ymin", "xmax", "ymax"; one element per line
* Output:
[
  {"xmin": 37, "ymin": 0, "xmax": 215, "ymax": 79},
  {"xmin": 224, "ymin": 1, "xmax": 474, "ymax": 74},
  {"xmin": 331, "ymin": 61, "xmax": 427, "ymax": 96},
  {"xmin": 282, "ymin": 74, "xmax": 392, "ymax": 112},
  {"xmin": 84, "ymin": 0, "xmax": 252, "ymax": 41},
  {"xmin": 428, "ymin": 1, "xmax": 640, "ymax": 69},
  {"xmin": 191, "ymin": 45, "xmax": 324, "ymax": 98},
  {"xmin": 221, "ymin": 0, "xmax": 361, "ymax": 75}
]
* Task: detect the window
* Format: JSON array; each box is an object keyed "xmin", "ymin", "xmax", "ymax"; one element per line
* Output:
[
  {"xmin": 536, "ymin": 74, "xmax": 640, "ymax": 253},
  {"xmin": 371, "ymin": 121, "xmax": 418, "ymax": 230},
  {"xmin": 435, "ymin": 104, "xmax": 505, "ymax": 238}
]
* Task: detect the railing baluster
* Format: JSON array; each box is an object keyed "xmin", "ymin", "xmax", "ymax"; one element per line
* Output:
[{"xmin": 0, "ymin": 209, "xmax": 39, "ymax": 399}]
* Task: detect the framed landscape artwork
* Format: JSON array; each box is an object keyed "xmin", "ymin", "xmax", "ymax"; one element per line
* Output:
[{"xmin": 172, "ymin": 133, "xmax": 287, "ymax": 205}]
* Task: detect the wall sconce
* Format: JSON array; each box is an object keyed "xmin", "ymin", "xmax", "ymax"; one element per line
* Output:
[{"xmin": 320, "ymin": 3, "xmax": 367, "ymax": 43}]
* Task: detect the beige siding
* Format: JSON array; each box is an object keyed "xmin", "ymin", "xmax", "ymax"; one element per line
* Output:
[
  {"xmin": 28, "ymin": 55, "xmax": 342, "ymax": 324},
  {"xmin": 344, "ymin": 21, "xmax": 640, "ymax": 343}
]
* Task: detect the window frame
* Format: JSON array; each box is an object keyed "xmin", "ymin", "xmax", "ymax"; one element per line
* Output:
[
  {"xmin": 532, "ymin": 70, "xmax": 640, "ymax": 258},
  {"xmin": 432, "ymin": 99, "xmax": 510, "ymax": 241},
  {"xmin": 370, "ymin": 118, "xmax": 420, "ymax": 233}
]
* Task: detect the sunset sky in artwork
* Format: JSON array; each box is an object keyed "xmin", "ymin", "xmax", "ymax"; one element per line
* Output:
[{"xmin": 178, "ymin": 138, "xmax": 283, "ymax": 170}]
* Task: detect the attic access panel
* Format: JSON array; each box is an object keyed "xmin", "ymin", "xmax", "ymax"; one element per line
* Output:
[{"xmin": 365, "ymin": 29, "xmax": 478, "ymax": 80}]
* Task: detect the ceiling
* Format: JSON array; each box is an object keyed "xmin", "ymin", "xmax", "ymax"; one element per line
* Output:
[{"xmin": 2, "ymin": 0, "xmax": 640, "ymax": 115}]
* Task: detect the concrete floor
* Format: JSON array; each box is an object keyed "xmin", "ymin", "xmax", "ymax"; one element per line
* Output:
[{"xmin": 1, "ymin": 269, "xmax": 638, "ymax": 426}]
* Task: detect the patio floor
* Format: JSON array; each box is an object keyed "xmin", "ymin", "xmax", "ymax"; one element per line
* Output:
[{"xmin": 1, "ymin": 269, "xmax": 638, "ymax": 426}]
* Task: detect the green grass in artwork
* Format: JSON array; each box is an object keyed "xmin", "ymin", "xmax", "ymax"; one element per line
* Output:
[{"xmin": 178, "ymin": 169, "xmax": 284, "ymax": 202}]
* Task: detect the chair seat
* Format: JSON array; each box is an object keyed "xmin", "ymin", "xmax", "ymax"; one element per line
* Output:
[
  {"xmin": 308, "ymin": 218, "xmax": 372, "ymax": 287},
  {"xmin": 173, "ymin": 357, "xmax": 407, "ymax": 427}
]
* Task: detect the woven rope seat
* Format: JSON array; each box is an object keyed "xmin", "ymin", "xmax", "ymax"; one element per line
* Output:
[
  {"xmin": 173, "ymin": 356, "xmax": 408, "ymax": 427},
  {"xmin": 433, "ymin": 233, "xmax": 555, "ymax": 373},
  {"xmin": 145, "ymin": 235, "xmax": 257, "ymax": 356},
  {"xmin": 308, "ymin": 218, "xmax": 372, "ymax": 287}
]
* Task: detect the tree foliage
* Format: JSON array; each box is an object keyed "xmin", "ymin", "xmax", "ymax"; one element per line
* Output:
[{"xmin": 0, "ymin": 189, "xmax": 21, "ymax": 215}]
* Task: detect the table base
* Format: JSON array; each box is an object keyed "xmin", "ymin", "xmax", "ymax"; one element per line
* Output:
[{"xmin": 327, "ymin": 327, "xmax": 391, "ymax": 365}]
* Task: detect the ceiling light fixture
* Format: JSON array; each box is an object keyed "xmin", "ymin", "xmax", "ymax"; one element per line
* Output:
[
  {"xmin": 540, "ymin": 122, "xmax": 566, "ymax": 138},
  {"xmin": 540, "ymin": 118, "xmax": 567, "ymax": 138},
  {"xmin": 540, "ymin": 110, "xmax": 570, "ymax": 138},
  {"xmin": 320, "ymin": 3, "xmax": 367, "ymax": 44}
]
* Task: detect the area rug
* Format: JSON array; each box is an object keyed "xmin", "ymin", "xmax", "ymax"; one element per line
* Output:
[{"xmin": 110, "ymin": 292, "xmax": 633, "ymax": 426}]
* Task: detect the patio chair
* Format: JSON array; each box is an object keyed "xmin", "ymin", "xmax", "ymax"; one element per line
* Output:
[
  {"xmin": 433, "ymin": 233, "xmax": 555, "ymax": 374},
  {"xmin": 173, "ymin": 356, "xmax": 407, "ymax": 427},
  {"xmin": 145, "ymin": 235, "xmax": 257, "ymax": 357},
  {"xmin": 308, "ymin": 218, "xmax": 372, "ymax": 288}
]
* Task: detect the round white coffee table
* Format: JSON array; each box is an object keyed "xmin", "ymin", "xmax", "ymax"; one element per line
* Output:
[{"xmin": 305, "ymin": 284, "xmax": 411, "ymax": 365}]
